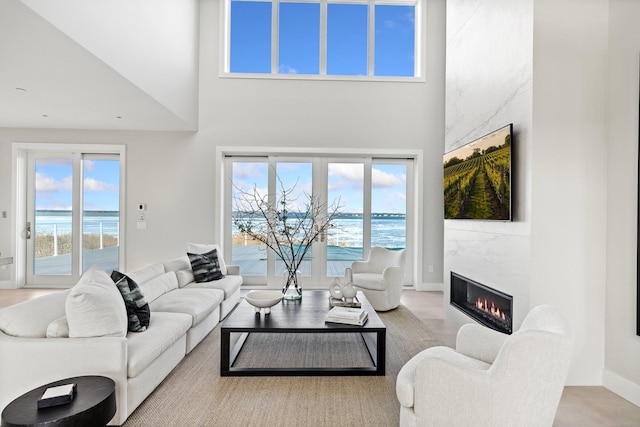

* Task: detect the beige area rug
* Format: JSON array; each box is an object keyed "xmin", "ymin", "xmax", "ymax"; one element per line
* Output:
[{"xmin": 123, "ymin": 304, "xmax": 442, "ymax": 427}]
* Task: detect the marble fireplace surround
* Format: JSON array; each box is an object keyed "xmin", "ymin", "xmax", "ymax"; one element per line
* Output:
[{"xmin": 450, "ymin": 271, "xmax": 513, "ymax": 335}]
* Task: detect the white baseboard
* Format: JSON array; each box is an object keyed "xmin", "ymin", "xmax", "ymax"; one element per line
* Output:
[
  {"xmin": 414, "ymin": 282, "xmax": 443, "ymax": 291},
  {"xmin": 603, "ymin": 368, "xmax": 640, "ymax": 407}
]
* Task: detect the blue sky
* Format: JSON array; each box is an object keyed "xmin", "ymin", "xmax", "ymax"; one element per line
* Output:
[
  {"xmin": 230, "ymin": 1, "xmax": 415, "ymax": 76},
  {"xmin": 35, "ymin": 159, "xmax": 120, "ymax": 211},
  {"xmin": 233, "ymin": 162, "xmax": 406, "ymax": 214}
]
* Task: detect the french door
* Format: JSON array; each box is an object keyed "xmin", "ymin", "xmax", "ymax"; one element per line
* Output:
[
  {"xmin": 25, "ymin": 151, "xmax": 122, "ymax": 286},
  {"xmin": 226, "ymin": 155, "xmax": 412, "ymax": 288}
]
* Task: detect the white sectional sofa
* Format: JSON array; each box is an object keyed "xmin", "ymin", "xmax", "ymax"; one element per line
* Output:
[{"xmin": 0, "ymin": 252, "xmax": 242, "ymax": 426}]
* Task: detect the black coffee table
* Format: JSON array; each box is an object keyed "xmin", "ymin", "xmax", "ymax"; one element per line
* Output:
[
  {"xmin": 221, "ymin": 290, "xmax": 386, "ymax": 376},
  {"xmin": 1, "ymin": 376, "xmax": 116, "ymax": 427}
]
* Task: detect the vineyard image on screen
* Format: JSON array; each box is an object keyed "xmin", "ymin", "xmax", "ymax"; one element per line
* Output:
[{"xmin": 443, "ymin": 124, "xmax": 512, "ymax": 220}]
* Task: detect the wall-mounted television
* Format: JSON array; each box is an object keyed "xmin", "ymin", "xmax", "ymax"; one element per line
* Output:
[{"xmin": 443, "ymin": 124, "xmax": 513, "ymax": 221}]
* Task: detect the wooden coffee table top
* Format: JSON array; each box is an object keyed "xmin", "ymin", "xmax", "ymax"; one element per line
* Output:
[
  {"xmin": 222, "ymin": 290, "xmax": 385, "ymax": 332},
  {"xmin": 221, "ymin": 290, "xmax": 386, "ymax": 376}
]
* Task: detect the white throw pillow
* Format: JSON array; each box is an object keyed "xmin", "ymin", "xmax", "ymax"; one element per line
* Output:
[
  {"xmin": 187, "ymin": 243, "xmax": 228, "ymax": 275},
  {"xmin": 65, "ymin": 266, "xmax": 128, "ymax": 338},
  {"xmin": 46, "ymin": 316, "xmax": 70, "ymax": 338}
]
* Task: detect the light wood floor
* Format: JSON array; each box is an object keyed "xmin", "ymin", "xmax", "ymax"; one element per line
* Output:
[{"xmin": 1, "ymin": 288, "xmax": 639, "ymax": 426}]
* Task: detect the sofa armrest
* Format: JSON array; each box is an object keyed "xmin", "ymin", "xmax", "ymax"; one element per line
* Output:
[
  {"xmin": 226, "ymin": 265, "xmax": 240, "ymax": 276},
  {"xmin": 456, "ymin": 323, "xmax": 508, "ymax": 364},
  {"xmin": 0, "ymin": 332, "xmax": 128, "ymax": 418}
]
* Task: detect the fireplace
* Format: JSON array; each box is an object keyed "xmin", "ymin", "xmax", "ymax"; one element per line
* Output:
[{"xmin": 450, "ymin": 272, "xmax": 513, "ymax": 334}]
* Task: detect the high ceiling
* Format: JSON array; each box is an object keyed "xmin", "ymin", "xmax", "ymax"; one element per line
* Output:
[{"xmin": 0, "ymin": 0, "xmax": 199, "ymax": 131}]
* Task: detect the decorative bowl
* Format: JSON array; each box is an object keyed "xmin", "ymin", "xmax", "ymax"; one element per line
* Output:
[{"xmin": 245, "ymin": 290, "xmax": 284, "ymax": 314}]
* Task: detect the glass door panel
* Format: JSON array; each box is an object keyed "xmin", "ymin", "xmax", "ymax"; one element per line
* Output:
[
  {"xmin": 327, "ymin": 162, "xmax": 364, "ymax": 277},
  {"xmin": 274, "ymin": 162, "xmax": 313, "ymax": 278},
  {"xmin": 32, "ymin": 157, "xmax": 74, "ymax": 276},
  {"xmin": 231, "ymin": 161, "xmax": 269, "ymax": 277},
  {"xmin": 371, "ymin": 164, "xmax": 407, "ymax": 250},
  {"xmin": 82, "ymin": 157, "xmax": 121, "ymax": 273}
]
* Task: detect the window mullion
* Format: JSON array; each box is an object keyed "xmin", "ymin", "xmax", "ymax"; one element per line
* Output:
[
  {"xmin": 272, "ymin": 0, "xmax": 279, "ymax": 74},
  {"xmin": 363, "ymin": 158, "xmax": 372, "ymax": 256},
  {"xmin": 367, "ymin": 0, "xmax": 375, "ymax": 76},
  {"xmin": 319, "ymin": 0, "xmax": 327, "ymax": 75}
]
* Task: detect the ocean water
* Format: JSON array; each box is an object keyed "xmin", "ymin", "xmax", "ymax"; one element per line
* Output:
[
  {"xmin": 35, "ymin": 211, "xmax": 406, "ymax": 252},
  {"xmin": 232, "ymin": 213, "xmax": 406, "ymax": 263},
  {"xmin": 35, "ymin": 210, "xmax": 119, "ymax": 236}
]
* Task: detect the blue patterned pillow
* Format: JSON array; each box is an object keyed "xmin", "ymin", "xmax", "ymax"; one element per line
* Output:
[
  {"xmin": 188, "ymin": 248, "xmax": 225, "ymax": 282},
  {"xmin": 110, "ymin": 270, "xmax": 150, "ymax": 332}
]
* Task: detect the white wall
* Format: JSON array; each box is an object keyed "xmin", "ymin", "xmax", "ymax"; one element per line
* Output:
[
  {"xmin": 530, "ymin": 0, "xmax": 609, "ymax": 386},
  {"xmin": 605, "ymin": 0, "xmax": 640, "ymax": 406},
  {"xmin": 0, "ymin": 0, "xmax": 446, "ymax": 288},
  {"xmin": 444, "ymin": 0, "xmax": 534, "ymax": 330}
]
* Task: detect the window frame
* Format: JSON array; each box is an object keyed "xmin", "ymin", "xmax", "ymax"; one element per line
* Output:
[
  {"xmin": 219, "ymin": 147, "xmax": 421, "ymax": 288},
  {"xmin": 12, "ymin": 143, "xmax": 126, "ymax": 288},
  {"xmin": 220, "ymin": 0, "xmax": 424, "ymax": 82}
]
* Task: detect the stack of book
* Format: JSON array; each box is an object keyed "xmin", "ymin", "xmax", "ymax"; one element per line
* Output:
[
  {"xmin": 37, "ymin": 383, "xmax": 77, "ymax": 409},
  {"xmin": 329, "ymin": 296, "xmax": 362, "ymax": 308},
  {"xmin": 325, "ymin": 306, "xmax": 368, "ymax": 326}
]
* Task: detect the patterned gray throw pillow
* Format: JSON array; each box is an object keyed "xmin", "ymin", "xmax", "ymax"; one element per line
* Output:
[
  {"xmin": 188, "ymin": 248, "xmax": 225, "ymax": 282},
  {"xmin": 110, "ymin": 270, "xmax": 150, "ymax": 332}
]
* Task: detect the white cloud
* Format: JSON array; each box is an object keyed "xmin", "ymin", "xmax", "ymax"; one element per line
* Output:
[
  {"xmin": 328, "ymin": 164, "xmax": 364, "ymax": 191},
  {"xmin": 84, "ymin": 160, "xmax": 96, "ymax": 172},
  {"xmin": 84, "ymin": 178, "xmax": 118, "ymax": 192},
  {"xmin": 372, "ymin": 168, "xmax": 403, "ymax": 188},
  {"xmin": 35, "ymin": 173, "xmax": 72, "ymax": 192},
  {"xmin": 279, "ymin": 64, "xmax": 298, "ymax": 74},
  {"xmin": 233, "ymin": 163, "xmax": 266, "ymax": 179},
  {"xmin": 37, "ymin": 200, "xmax": 72, "ymax": 210}
]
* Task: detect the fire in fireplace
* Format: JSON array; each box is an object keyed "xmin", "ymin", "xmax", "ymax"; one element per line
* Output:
[{"xmin": 450, "ymin": 272, "xmax": 513, "ymax": 334}]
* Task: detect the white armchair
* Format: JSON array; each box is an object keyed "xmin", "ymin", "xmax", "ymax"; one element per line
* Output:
[
  {"xmin": 351, "ymin": 247, "xmax": 406, "ymax": 311},
  {"xmin": 396, "ymin": 305, "xmax": 574, "ymax": 427}
]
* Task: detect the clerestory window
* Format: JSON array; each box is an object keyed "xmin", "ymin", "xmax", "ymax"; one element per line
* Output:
[{"xmin": 222, "ymin": 0, "xmax": 421, "ymax": 79}]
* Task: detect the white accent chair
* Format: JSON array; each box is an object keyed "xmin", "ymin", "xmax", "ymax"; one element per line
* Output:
[
  {"xmin": 351, "ymin": 247, "xmax": 406, "ymax": 311},
  {"xmin": 396, "ymin": 305, "xmax": 574, "ymax": 427}
]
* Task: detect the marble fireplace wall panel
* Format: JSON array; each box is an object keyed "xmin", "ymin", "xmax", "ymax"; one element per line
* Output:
[{"xmin": 444, "ymin": 0, "xmax": 533, "ymax": 330}]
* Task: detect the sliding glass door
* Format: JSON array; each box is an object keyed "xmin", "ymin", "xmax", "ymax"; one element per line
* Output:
[
  {"xmin": 26, "ymin": 152, "xmax": 121, "ymax": 286},
  {"xmin": 227, "ymin": 155, "xmax": 412, "ymax": 288}
]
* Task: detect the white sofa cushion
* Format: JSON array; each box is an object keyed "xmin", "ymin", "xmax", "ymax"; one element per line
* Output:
[
  {"xmin": 184, "ymin": 274, "xmax": 242, "ymax": 299},
  {"xmin": 162, "ymin": 256, "xmax": 196, "ymax": 287},
  {"xmin": 352, "ymin": 273, "xmax": 386, "ymax": 291},
  {"xmin": 126, "ymin": 311, "xmax": 191, "ymax": 378},
  {"xmin": 139, "ymin": 271, "xmax": 179, "ymax": 303},
  {"xmin": 175, "ymin": 269, "xmax": 195, "ymax": 287},
  {"xmin": 187, "ymin": 243, "xmax": 227, "ymax": 275},
  {"xmin": 126, "ymin": 262, "xmax": 166, "ymax": 285},
  {"xmin": 149, "ymin": 289, "xmax": 224, "ymax": 326},
  {"xmin": 396, "ymin": 346, "xmax": 490, "ymax": 408},
  {"xmin": 66, "ymin": 267, "xmax": 128, "ymax": 338},
  {"xmin": 0, "ymin": 290, "xmax": 69, "ymax": 338},
  {"xmin": 162, "ymin": 255, "xmax": 191, "ymax": 273},
  {"xmin": 46, "ymin": 316, "xmax": 70, "ymax": 338}
]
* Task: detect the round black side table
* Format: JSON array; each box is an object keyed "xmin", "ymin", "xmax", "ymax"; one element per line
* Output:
[{"xmin": 1, "ymin": 376, "xmax": 116, "ymax": 427}]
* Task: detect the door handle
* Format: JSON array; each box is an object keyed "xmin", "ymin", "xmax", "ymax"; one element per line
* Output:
[{"xmin": 25, "ymin": 222, "xmax": 31, "ymax": 239}]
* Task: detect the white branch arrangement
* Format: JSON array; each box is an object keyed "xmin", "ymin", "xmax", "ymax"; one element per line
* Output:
[{"xmin": 233, "ymin": 176, "xmax": 342, "ymax": 297}]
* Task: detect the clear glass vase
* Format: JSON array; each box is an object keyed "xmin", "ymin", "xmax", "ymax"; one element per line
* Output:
[{"xmin": 282, "ymin": 270, "xmax": 302, "ymax": 300}]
